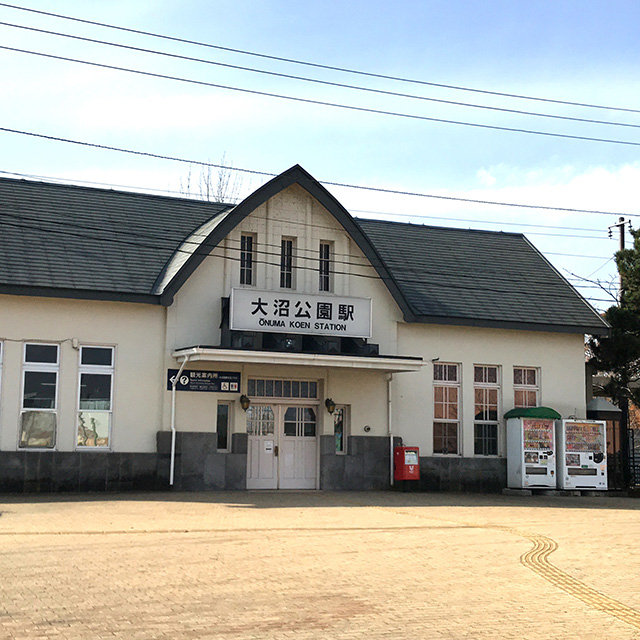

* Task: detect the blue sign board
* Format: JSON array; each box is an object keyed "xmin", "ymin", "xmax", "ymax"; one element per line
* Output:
[{"xmin": 167, "ymin": 369, "xmax": 241, "ymax": 393}]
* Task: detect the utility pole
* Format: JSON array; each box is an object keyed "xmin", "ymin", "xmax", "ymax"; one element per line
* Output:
[
  {"xmin": 607, "ymin": 216, "xmax": 633, "ymax": 488},
  {"xmin": 608, "ymin": 217, "xmax": 627, "ymax": 297}
]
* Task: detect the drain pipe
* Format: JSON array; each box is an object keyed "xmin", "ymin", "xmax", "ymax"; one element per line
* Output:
[
  {"xmin": 387, "ymin": 373, "xmax": 394, "ymax": 487},
  {"xmin": 170, "ymin": 355, "xmax": 190, "ymax": 486}
]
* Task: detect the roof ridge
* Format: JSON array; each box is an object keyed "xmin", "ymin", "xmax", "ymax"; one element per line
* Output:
[
  {"xmin": 356, "ymin": 216, "xmax": 524, "ymax": 238},
  {"xmin": 0, "ymin": 175, "xmax": 236, "ymax": 209}
]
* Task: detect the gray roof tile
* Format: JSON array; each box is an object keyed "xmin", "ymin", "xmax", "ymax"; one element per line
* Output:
[{"xmin": 0, "ymin": 176, "xmax": 608, "ymax": 334}]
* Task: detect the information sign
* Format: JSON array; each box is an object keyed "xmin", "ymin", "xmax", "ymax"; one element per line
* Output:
[{"xmin": 167, "ymin": 369, "xmax": 241, "ymax": 393}]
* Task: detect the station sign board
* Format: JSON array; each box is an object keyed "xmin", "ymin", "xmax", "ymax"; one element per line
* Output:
[{"xmin": 230, "ymin": 288, "xmax": 372, "ymax": 338}]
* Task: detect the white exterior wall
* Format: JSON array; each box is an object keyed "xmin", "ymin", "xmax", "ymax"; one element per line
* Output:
[
  {"xmin": 162, "ymin": 184, "xmax": 401, "ymax": 439},
  {"xmin": 0, "ymin": 295, "xmax": 165, "ymax": 453},
  {"xmin": 394, "ymin": 323, "xmax": 586, "ymax": 457}
]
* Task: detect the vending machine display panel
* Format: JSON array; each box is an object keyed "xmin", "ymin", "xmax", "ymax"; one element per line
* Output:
[{"xmin": 556, "ymin": 420, "xmax": 607, "ymax": 490}]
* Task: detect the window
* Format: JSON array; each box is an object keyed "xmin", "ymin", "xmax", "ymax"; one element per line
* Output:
[
  {"xmin": 334, "ymin": 405, "xmax": 349, "ymax": 454},
  {"xmin": 77, "ymin": 346, "xmax": 114, "ymax": 448},
  {"xmin": 247, "ymin": 378, "xmax": 318, "ymax": 399},
  {"xmin": 240, "ymin": 234, "xmax": 255, "ymax": 286},
  {"xmin": 433, "ymin": 363, "xmax": 460, "ymax": 455},
  {"xmin": 474, "ymin": 365, "xmax": 500, "ymax": 456},
  {"xmin": 216, "ymin": 402, "xmax": 230, "ymax": 451},
  {"xmin": 20, "ymin": 343, "xmax": 59, "ymax": 448},
  {"xmin": 280, "ymin": 237, "xmax": 294, "ymax": 289},
  {"xmin": 319, "ymin": 242, "xmax": 331, "ymax": 292},
  {"xmin": 514, "ymin": 367, "xmax": 539, "ymax": 408}
]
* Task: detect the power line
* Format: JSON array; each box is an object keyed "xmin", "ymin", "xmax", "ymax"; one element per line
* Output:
[
  {"xmin": 1, "ymin": 1, "xmax": 637, "ymax": 115},
  {"xmin": 351, "ymin": 209, "xmax": 608, "ymax": 234},
  {"xmin": 0, "ymin": 214, "xmax": 608, "ymax": 299},
  {"xmin": 2, "ymin": 20, "xmax": 639, "ymax": 132},
  {"xmin": 0, "ymin": 169, "xmax": 622, "ymax": 236},
  {"xmin": 2, "ymin": 127, "xmax": 640, "ymax": 219},
  {"xmin": 4, "ymin": 45, "xmax": 640, "ymax": 149}
]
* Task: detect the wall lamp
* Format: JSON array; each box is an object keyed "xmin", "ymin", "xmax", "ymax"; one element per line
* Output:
[
  {"xmin": 239, "ymin": 395, "xmax": 251, "ymax": 411},
  {"xmin": 325, "ymin": 398, "xmax": 336, "ymax": 414}
]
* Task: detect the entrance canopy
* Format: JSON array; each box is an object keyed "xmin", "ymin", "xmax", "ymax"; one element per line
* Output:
[{"xmin": 173, "ymin": 346, "xmax": 423, "ymax": 373}]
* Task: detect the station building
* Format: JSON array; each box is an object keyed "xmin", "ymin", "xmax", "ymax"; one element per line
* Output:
[{"xmin": 0, "ymin": 165, "xmax": 609, "ymax": 492}]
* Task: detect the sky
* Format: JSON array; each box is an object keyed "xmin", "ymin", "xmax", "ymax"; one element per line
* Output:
[{"xmin": 1, "ymin": 0, "xmax": 639, "ymax": 312}]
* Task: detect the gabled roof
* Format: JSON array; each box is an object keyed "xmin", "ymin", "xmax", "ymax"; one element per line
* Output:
[{"xmin": 0, "ymin": 168, "xmax": 609, "ymax": 335}]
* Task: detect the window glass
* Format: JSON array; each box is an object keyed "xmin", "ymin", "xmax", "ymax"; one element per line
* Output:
[
  {"xmin": 79, "ymin": 373, "xmax": 111, "ymax": 410},
  {"xmin": 240, "ymin": 234, "xmax": 255, "ymax": 286},
  {"xmin": 23, "ymin": 371, "xmax": 57, "ymax": 409},
  {"xmin": 81, "ymin": 346, "xmax": 113, "ymax": 367},
  {"xmin": 77, "ymin": 412, "xmax": 110, "ymax": 447},
  {"xmin": 474, "ymin": 365, "xmax": 500, "ymax": 456},
  {"xmin": 25, "ymin": 343, "xmax": 58, "ymax": 364},
  {"xmin": 513, "ymin": 367, "xmax": 539, "ymax": 408},
  {"xmin": 217, "ymin": 403, "xmax": 230, "ymax": 450},
  {"xmin": 280, "ymin": 238, "xmax": 294, "ymax": 289},
  {"xmin": 319, "ymin": 242, "xmax": 331, "ymax": 292},
  {"xmin": 334, "ymin": 406, "xmax": 349, "ymax": 454},
  {"xmin": 433, "ymin": 363, "xmax": 460, "ymax": 455},
  {"xmin": 77, "ymin": 345, "xmax": 114, "ymax": 449},
  {"xmin": 20, "ymin": 412, "xmax": 56, "ymax": 448}
]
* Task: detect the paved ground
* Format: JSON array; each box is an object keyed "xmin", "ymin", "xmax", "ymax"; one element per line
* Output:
[{"xmin": 0, "ymin": 491, "xmax": 639, "ymax": 640}]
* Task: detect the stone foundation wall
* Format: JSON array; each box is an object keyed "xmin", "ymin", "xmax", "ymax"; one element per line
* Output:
[
  {"xmin": 156, "ymin": 432, "xmax": 247, "ymax": 491},
  {"xmin": 319, "ymin": 435, "xmax": 399, "ymax": 490},
  {"xmin": 0, "ymin": 451, "xmax": 160, "ymax": 493},
  {"xmin": 418, "ymin": 456, "xmax": 506, "ymax": 492}
]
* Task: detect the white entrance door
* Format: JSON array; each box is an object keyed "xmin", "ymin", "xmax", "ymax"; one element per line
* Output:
[
  {"xmin": 246, "ymin": 404, "xmax": 317, "ymax": 490},
  {"xmin": 246, "ymin": 405, "xmax": 277, "ymax": 489}
]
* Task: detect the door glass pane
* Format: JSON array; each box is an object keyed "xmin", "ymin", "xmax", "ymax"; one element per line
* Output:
[
  {"xmin": 20, "ymin": 411, "xmax": 56, "ymax": 448},
  {"xmin": 23, "ymin": 371, "xmax": 57, "ymax": 409},
  {"xmin": 284, "ymin": 407, "xmax": 297, "ymax": 436},
  {"xmin": 247, "ymin": 405, "xmax": 274, "ymax": 435},
  {"xmin": 303, "ymin": 408, "xmax": 316, "ymax": 437}
]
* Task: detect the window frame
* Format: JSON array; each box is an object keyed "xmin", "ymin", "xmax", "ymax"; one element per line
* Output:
[
  {"xmin": 76, "ymin": 345, "xmax": 115, "ymax": 450},
  {"xmin": 216, "ymin": 401, "xmax": 232, "ymax": 452},
  {"xmin": 513, "ymin": 366, "xmax": 540, "ymax": 409},
  {"xmin": 433, "ymin": 362, "xmax": 461, "ymax": 456},
  {"xmin": 240, "ymin": 233, "xmax": 256, "ymax": 286},
  {"xmin": 473, "ymin": 365, "xmax": 500, "ymax": 457},
  {"xmin": 19, "ymin": 342, "xmax": 60, "ymax": 449},
  {"xmin": 280, "ymin": 237, "xmax": 295, "ymax": 289},
  {"xmin": 319, "ymin": 241, "xmax": 332, "ymax": 293}
]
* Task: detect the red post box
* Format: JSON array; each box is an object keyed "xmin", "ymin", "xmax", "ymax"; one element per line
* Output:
[{"xmin": 394, "ymin": 446, "xmax": 420, "ymax": 481}]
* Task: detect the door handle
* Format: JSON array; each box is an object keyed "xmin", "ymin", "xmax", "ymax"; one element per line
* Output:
[{"xmin": 274, "ymin": 445, "xmax": 279, "ymax": 457}]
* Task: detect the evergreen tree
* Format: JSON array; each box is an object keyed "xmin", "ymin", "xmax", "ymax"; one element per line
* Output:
[{"xmin": 588, "ymin": 227, "xmax": 640, "ymax": 485}]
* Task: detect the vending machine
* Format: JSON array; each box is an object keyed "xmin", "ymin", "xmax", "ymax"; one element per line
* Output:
[
  {"xmin": 556, "ymin": 420, "xmax": 607, "ymax": 490},
  {"xmin": 506, "ymin": 415, "xmax": 557, "ymax": 489}
]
